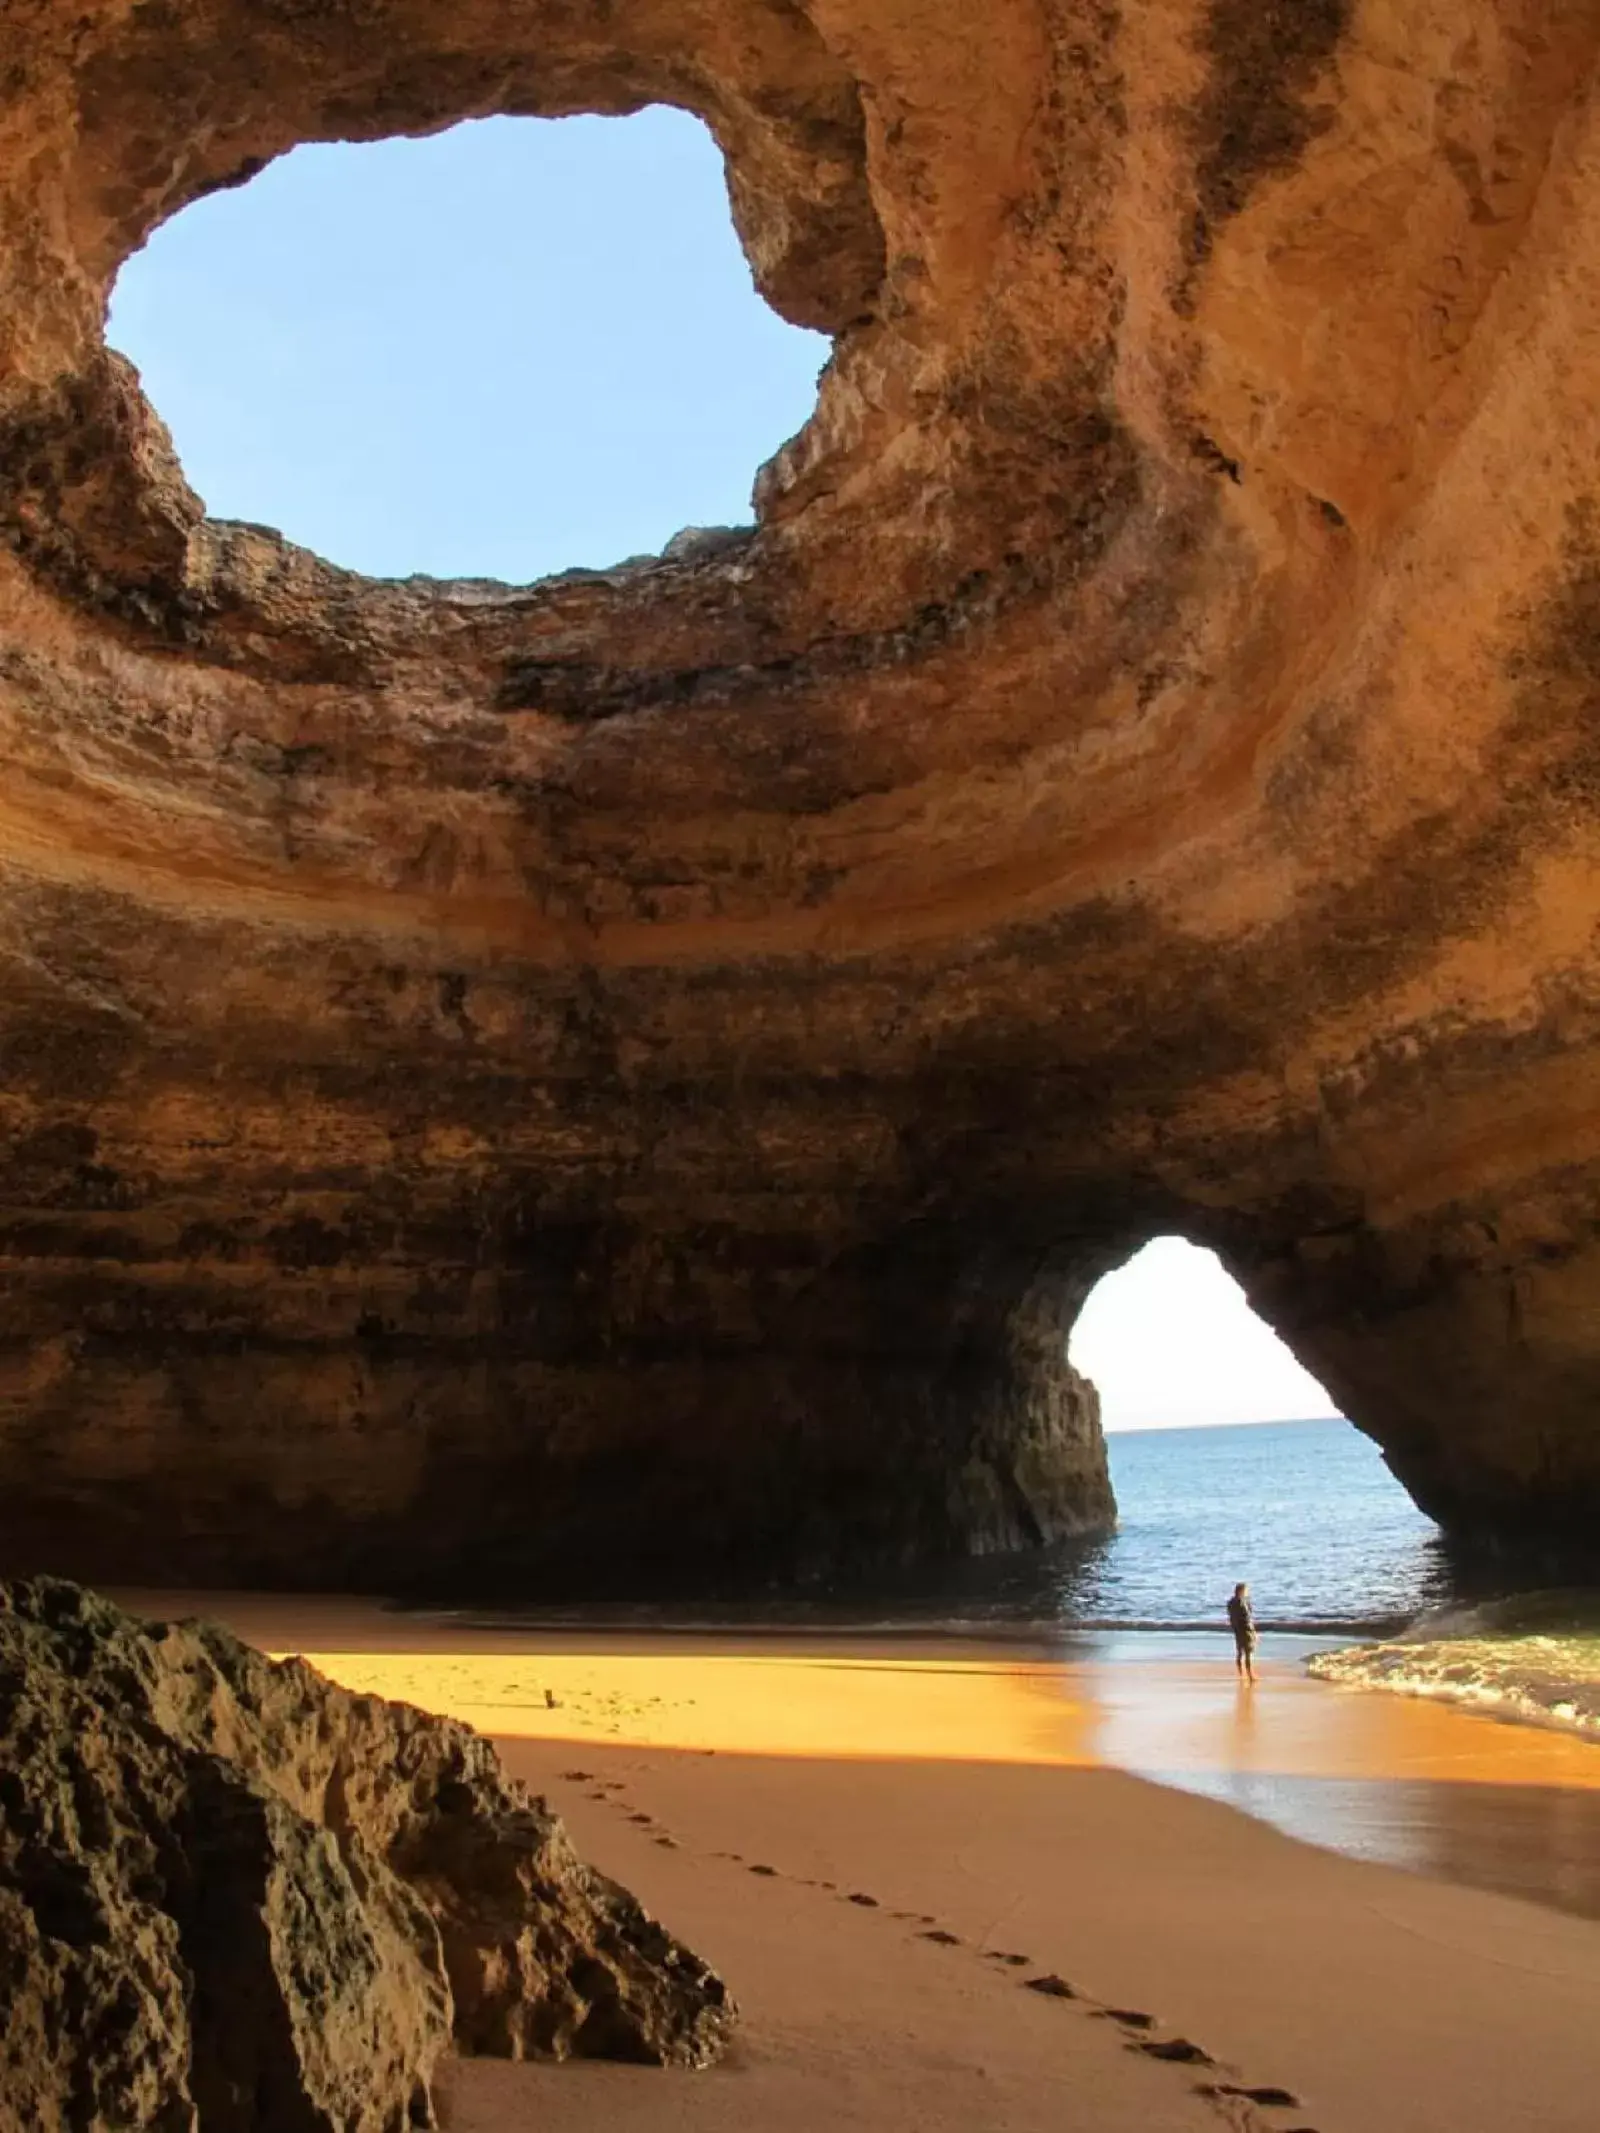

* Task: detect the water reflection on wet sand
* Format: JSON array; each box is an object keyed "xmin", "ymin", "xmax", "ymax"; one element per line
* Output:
[{"xmin": 1076, "ymin": 1631, "xmax": 1600, "ymax": 1923}]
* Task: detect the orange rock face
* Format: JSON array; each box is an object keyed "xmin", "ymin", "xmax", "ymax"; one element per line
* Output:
[{"xmin": 1, "ymin": 0, "xmax": 1598, "ymax": 1588}]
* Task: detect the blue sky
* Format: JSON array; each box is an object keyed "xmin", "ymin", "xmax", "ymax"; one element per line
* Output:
[
  {"xmin": 109, "ymin": 114, "xmax": 1337, "ymax": 1432},
  {"xmin": 108, "ymin": 108, "xmax": 829, "ymax": 581}
]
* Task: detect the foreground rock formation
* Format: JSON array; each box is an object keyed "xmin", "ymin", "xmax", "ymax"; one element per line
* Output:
[
  {"xmin": 0, "ymin": 1579, "xmax": 731, "ymax": 2133},
  {"xmin": 0, "ymin": 0, "xmax": 1598, "ymax": 1584}
]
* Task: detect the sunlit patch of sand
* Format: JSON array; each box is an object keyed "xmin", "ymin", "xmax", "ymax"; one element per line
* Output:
[{"xmin": 269, "ymin": 1645, "xmax": 1096, "ymax": 1765}]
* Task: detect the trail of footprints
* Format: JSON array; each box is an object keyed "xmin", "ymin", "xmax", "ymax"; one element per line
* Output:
[{"xmin": 558, "ymin": 1769, "xmax": 1321, "ymax": 2133}]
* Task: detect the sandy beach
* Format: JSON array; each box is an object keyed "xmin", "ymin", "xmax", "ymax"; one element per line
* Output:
[{"xmin": 115, "ymin": 1593, "xmax": 1600, "ymax": 2133}]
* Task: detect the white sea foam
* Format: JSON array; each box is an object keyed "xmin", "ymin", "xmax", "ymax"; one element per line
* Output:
[{"xmin": 1309, "ymin": 1601, "xmax": 1600, "ymax": 1742}]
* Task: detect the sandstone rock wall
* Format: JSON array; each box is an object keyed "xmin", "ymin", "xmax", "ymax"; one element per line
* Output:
[
  {"xmin": 1, "ymin": 0, "xmax": 1599, "ymax": 1584},
  {"xmin": 0, "ymin": 1578, "xmax": 730, "ymax": 2133}
]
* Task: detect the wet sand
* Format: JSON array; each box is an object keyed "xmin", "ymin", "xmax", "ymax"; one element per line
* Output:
[
  {"xmin": 116, "ymin": 1593, "xmax": 1600, "ymax": 2133},
  {"xmin": 1086, "ymin": 1630, "xmax": 1600, "ymax": 1921}
]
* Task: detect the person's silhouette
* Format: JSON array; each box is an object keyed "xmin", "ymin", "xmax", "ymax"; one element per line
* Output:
[{"xmin": 1226, "ymin": 1580, "xmax": 1258, "ymax": 1683}]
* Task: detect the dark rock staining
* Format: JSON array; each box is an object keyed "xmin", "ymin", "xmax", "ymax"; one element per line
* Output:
[
  {"xmin": 1184, "ymin": 0, "xmax": 1352, "ymax": 277},
  {"xmin": 1, "ymin": 0, "xmax": 1600, "ymax": 1588}
]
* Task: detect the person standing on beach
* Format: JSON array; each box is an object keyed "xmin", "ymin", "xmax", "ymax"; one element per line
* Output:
[{"xmin": 1227, "ymin": 1581, "xmax": 1258, "ymax": 1683}]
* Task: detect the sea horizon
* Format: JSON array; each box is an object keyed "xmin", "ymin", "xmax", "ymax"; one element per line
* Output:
[{"xmin": 1102, "ymin": 1409, "xmax": 1346, "ymax": 1435}]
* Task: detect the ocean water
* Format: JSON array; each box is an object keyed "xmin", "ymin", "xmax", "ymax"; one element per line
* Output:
[
  {"xmin": 815, "ymin": 1415, "xmax": 1458, "ymax": 1637},
  {"xmin": 1082, "ymin": 1416, "xmax": 1452, "ymax": 1632}
]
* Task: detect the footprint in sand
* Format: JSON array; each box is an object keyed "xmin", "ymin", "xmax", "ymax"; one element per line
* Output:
[
  {"xmin": 983, "ymin": 1950, "xmax": 1031, "ymax": 1967},
  {"xmin": 1200, "ymin": 2084, "xmax": 1302, "ymax": 2109},
  {"xmin": 918, "ymin": 1929, "xmax": 962, "ymax": 1946},
  {"xmin": 1100, "ymin": 2008, "xmax": 1157, "ymax": 2031},
  {"xmin": 748, "ymin": 1864, "xmax": 779, "ymax": 1877},
  {"xmin": 1022, "ymin": 1974, "xmax": 1076, "ymax": 1999},
  {"xmin": 627, "ymin": 1812, "xmax": 654, "ymax": 1825},
  {"xmin": 846, "ymin": 1892, "xmax": 880, "ymax": 1907},
  {"xmin": 653, "ymin": 1836, "xmax": 680, "ymax": 1850},
  {"xmin": 559, "ymin": 1770, "xmax": 594, "ymax": 1782},
  {"xmin": 1136, "ymin": 2038, "xmax": 1214, "ymax": 2066}
]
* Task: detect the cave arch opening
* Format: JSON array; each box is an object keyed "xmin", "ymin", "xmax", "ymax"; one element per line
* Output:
[
  {"xmin": 105, "ymin": 107, "xmax": 832, "ymax": 583},
  {"xmin": 1069, "ymin": 1235, "xmax": 1337, "ymax": 1435},
  {"xmin": 1063, "ymin": 1236, "xmax": 1448, "ymax": 1631}
]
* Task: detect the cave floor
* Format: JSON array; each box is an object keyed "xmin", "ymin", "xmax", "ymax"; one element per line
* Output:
[{"xmin": 116, "ymin": 1595, "xmax": 1600, "ymax": 2133}]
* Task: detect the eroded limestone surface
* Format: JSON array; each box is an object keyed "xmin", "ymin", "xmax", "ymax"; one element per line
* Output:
[
  {"xmin": 1, "ymin": 0, "xmax": 1599, "ymax": 1582},
  {"xmin": 0, "ymin": 1579, "xmax": 731, "ymax": 2133}
]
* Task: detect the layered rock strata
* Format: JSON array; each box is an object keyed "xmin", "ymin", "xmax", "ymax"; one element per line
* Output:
[
  {"xmin": 1, "ymin": 0, "xmax": 1599, "ymax": 1583},
  {"xmin": 0, "ymin": 1578, "xmax": 731, "ymax": 2133}
]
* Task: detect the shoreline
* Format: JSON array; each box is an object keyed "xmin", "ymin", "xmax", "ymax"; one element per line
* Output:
[
  {"xmin": 112, "ymin": 1578, "xmax": 1600, "ymax": 1755},
  {"xmin": 412, "ymin": 1599, "xmax": 1424, "ymax": 1639},
  {"xmin": 430, "ymin": 1603, "xmax": 1600, "ymax": 1754}
]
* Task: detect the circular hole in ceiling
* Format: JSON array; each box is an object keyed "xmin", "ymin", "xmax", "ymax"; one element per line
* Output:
[{"xmin": 107, "ymin": 107, "xmax": 830, "ymax": 584}]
